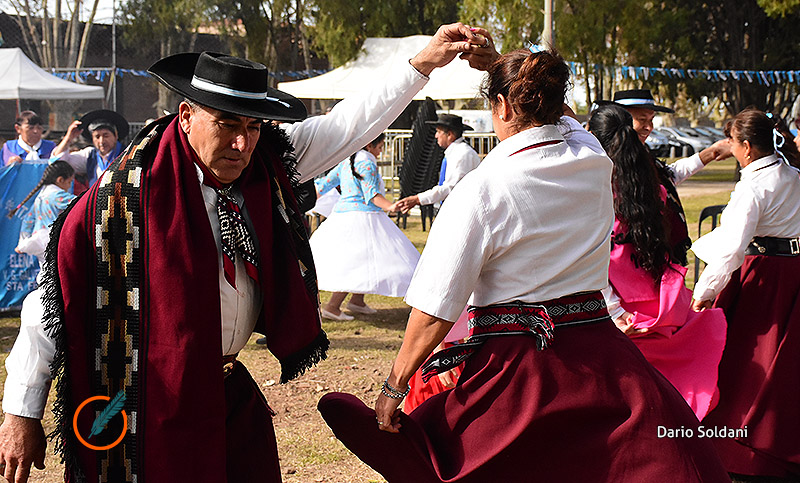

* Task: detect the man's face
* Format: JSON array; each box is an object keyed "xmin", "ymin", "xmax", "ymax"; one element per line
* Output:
[
  {"xmin": 434, "ymin": 127, "xmax": 455, "ymax": 149},
  {"xmin": 627, "ymin": 107, "xmax": 656, "ymax": 144},
  {"xmin": 15, "ymin": 121, "xmax": 43, "ymax": 146},
  {"xmin": 91, "ymin": 128, "xmax": 118, "ymax": 157},
  {"xmin": 178, "ymin": 102, "xmax": 262, "ymax": 185}
]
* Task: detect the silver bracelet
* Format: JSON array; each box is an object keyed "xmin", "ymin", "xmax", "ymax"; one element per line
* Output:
[{"xmin": 381, "ymin": 377, "xmax": 409, "ymax": 399}]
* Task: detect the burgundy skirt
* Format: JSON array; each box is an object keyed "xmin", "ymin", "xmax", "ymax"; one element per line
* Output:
[
  {"xmin": 705, "ymin": 255, "xmax": 800, "ymax": 478},
  {"xmin": 319, "ymin": 320, "xmax": 730, "ymax": 482}
]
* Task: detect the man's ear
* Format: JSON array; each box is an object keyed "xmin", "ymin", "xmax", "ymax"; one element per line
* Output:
[{"xmin": 178, "ymin": 102, "xmax": 193, "ymax": 134}]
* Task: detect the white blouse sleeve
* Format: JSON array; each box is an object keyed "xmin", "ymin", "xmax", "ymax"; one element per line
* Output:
[
  {"xmin": 404, "ymin": 181, "xmax": 493, "ymax": 322},
  {"xmin": 284, "ymin": 62, "xmax": 428, "ymax": 183},
  {"xmin": 692, "ymin": 183, "xmax": 761, "ymax": 302}
]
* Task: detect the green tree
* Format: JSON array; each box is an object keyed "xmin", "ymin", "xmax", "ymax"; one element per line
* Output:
[
  {"xmin": 309, "ymin": 0, "xmax": 459, "ymax": 66},
  {"xmin": 121, "ymin": 0, "xmax": 216, "ymax": 113},
  {"xmin": 636, "ymin": 0, "xmax": 800, "ymax": 116}
]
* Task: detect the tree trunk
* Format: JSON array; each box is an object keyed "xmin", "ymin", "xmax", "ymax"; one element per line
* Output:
[
  {"xmin": 67, "ymin": 0, "xmax": 82, "ymax": 67},
  {"xmin": 53, "ymin": 0, "xmax": 62, "ymax": 68},
  {"xmin": 75, "ymin": 0, "xmax": 100, "ymax": 71}
]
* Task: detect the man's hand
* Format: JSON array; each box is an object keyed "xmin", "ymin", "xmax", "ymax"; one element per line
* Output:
[
  {"xmin": 692, "ymin": 298, "xmax": 713, "ymax": 312},
  {"xmin": 410, "ymin": 23, "xmax": 498, "ymax": 76},
  {"xmin": 395, "ymin": 195, "xmax": 421, "ymax": 214},
  {"xmin": 699, "ymin": 139, "xmax": 732, "ymax": 165},
  {"xmin": 63, "ymin": 120, "xmax": 83, "ymax": 145},
  {"xmin": 6, "ymin": 156, "xmax": 22, "ymax": 165},
  {"xmin": 0, "ymin": 414, "xmax": 46, "ymax": 483}
]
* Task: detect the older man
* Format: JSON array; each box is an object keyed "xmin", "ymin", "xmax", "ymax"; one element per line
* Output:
[
  {"xmin": 396, "ymin": 113, "xmax": 480, "ymax": 214},
  {"xmin": 51, "ymin": 109, "xmax": 129, "ymax": 194},
  {"xmin": 1, "ymin": 112, "xmax": 56, "ymax": 166},
  {"xmin": 0, "ymin": 23, "xmax": 497, "ymax": 483}
]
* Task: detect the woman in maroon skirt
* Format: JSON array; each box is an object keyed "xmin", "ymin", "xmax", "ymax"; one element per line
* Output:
[
  {"xmin": 319, "ymin": 48, "xmax": 729, "ymax": 482},
  {"xmin": 692, "ymin": 109, "xmax": 800, "ymax": 480}
]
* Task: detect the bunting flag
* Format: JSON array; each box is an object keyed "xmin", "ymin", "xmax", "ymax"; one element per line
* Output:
[
  {"xmin": 563, "ymin": 62, "xmax": 800, "ymax": 85},
  {"xmin": 49, "ymin": 67, "xmax": 329, "ymax": 83}
]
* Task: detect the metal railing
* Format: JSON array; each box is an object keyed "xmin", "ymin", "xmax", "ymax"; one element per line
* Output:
[{"xmin": 378, "ymin": 130, "xmax": 498, "ymax": 199}]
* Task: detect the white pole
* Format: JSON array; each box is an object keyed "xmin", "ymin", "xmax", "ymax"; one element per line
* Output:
[
  {"xmin": 543, "ymin": 0, "xmax": 554, "ymax": 49},
  {"xmin": 111, "ymin": 0, "xmax": 117, "ymax": 111}
]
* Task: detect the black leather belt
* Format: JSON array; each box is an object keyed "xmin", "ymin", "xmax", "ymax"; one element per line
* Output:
[{"xmin": 745, "ymin": 236, "xmax": 800, "ymax": 256}]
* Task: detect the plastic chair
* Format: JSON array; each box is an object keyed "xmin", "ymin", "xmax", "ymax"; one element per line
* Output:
[{"xmin": 694, "ymin": 204, "xmax": 727, "ymax": 284}]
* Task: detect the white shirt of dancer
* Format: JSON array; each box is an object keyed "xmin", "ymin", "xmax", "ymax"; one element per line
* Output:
[
  {"xmin": 416, "ymin": 137, "xmax": 480, "ymax": 206},
  {"xmin": 3, "ymin": 61, "xmax": 429, "ymax": 419},
  {"xmin": 692, "ymin": 154, "xmax": 800, "ymax": 303},
  {"xmin": 406, "ymin": 116, "xmax": 614, "ymax": 322}
]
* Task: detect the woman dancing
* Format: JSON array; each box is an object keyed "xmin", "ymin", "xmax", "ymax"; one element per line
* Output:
[
  {"xmin": 587, "ymin": 104, "xmax": 727, "ymax": 420},
  {"xmin": 318, "ymin": 48, "xmax": 729, "ymax": 482},
  {"xmin": 693, "ymin": 108, "xmax": 800, "ymax": 480},
  {"xmin": 310, "ymin": 134, "xmax": 420, "ymax": 320}
]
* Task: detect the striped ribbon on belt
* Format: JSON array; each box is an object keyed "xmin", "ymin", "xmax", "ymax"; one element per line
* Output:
[{"xmin": 420, "ymin": 291, "xmax": 610, "ymax": 382}]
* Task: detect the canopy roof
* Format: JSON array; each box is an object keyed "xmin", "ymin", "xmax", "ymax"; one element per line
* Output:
[
  {"xmin": 278, "ymin": 35, "xmax": 486, "ymax": 100},
  {"xmin": 0, "ymin": 48, "xmax": 104, "ymax": 100}
]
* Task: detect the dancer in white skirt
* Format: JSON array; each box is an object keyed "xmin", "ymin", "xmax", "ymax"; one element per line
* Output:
[{"xmin": 311, "ymin": 133, "xmax": 420, "ymax": 320}]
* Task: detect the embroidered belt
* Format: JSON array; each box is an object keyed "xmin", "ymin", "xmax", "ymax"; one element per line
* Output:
[
  {"xmin": 223, "ymin": 353, "xmax": 239, "ymax": 378},
  {"xmin": 745, "ymin": 236, "xmax": 800, "ymax": 256},
  {"xmin": 420, "ymin": 291, "xmax": 610, "ymax": 382}
]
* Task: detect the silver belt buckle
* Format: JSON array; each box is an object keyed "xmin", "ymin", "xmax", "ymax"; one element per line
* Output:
[{"xmin": 791, "ymin": 238, "xmax": 800, "ymax": 255}]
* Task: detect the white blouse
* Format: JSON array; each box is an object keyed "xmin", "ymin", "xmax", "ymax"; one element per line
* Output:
[
  {"xmin": 692, "ymin": 154, "xmax": 800, "ymax": 302},
  {"xmin": 405, "ymin": 116, "xmax": 614, "ymax": 322}
]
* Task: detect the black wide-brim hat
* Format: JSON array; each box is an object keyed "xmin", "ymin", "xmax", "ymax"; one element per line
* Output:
[
  {"xmin": 424, "ymin": 113, "xmax": 474, "ymax": 132},
  {"xmin": 595, "ymin": 89, "xmax": 674, "ymax": 113},
  {"xmin": 148, "ymin": 52, "xmax": 307, "ymax": 122},
  {"xmin": 79, "ymin": 109, "xmax": 130, "ymax": 142}
]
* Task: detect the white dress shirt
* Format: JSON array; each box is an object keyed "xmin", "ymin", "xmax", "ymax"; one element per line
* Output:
[
  {"xmin": 55, "ymin": 146, "xmax": 114, "ymax": 182},
  {"xmin": 3, "ymin": 61, "xmax": 430, "ymax": 419},
  {"xmin": 416, "ymin": 137, "xmax": 481, "ymax": 206},
  {"xmin": 405, "ymin": 117, "xmax": 614, "ymax": 322},
  {"xmin": 666, "ymin": 153, "xmax": 705, "ymax": 186},
  {"xmin": 692, "ymin": 154, "xmax": 800, "ymax": 302}
]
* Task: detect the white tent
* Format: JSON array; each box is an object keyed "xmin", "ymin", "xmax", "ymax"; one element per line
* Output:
[
  {"xmin": 278, "ymin": 35, "xmax": 486, "ymax": 100},
  {"xmin": 0, "ymin": 48, "xmax": 104, "ymax": 100}
]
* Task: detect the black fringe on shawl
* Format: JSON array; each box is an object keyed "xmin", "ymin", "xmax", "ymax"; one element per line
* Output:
[
  {"xmin": 279, "ymin": 330, "xmax": 330, "ymax": 384},
  {"xmin": 39, "ymin": 194, "xmax": 87, "ymax": 483},
  {"xmin": 260, "ymin": 121, "xmax": 301, "ymax": 190}
]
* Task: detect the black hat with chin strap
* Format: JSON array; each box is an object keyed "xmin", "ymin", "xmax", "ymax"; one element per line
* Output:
[{"xmin": 147, "ymin": 51, "xmax": 307, "ymax": 122}]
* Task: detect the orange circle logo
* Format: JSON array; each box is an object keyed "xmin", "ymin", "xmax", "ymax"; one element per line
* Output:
[{"xmin": 73, "ymin": 395, "xmax": 128, "ymax": 451}]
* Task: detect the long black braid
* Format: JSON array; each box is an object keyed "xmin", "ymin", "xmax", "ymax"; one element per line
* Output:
[
  {"xmin": 7, "ymin": 161, "xmax": 74, "ymax": 218},
  {"xmin": 588, "ymin": 105, "xmax": 675, "ymax": 283}
]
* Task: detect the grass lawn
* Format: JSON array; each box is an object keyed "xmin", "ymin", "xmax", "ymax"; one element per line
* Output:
[{"xmin": 0, "ymin": 162, "xmax": 738, "ymax": 482}]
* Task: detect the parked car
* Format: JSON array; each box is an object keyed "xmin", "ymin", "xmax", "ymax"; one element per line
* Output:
[
  {"xmin": 690, "ymin": 126, "xmax": 725, "ymax": 143},
  {"xmin": 694, "ymin": 126, "xmax": 726, "ymax": 141},
  {"xmin": 652, "ymin": 128, "xmax": 694, "ymax": 157},
  {"xmin": 645, "ymin": 129, "xmax": 672, "ymax": 157},
  {"xmin": 659, "ymin": 126, "xmax": 713, "ymax": 153}
]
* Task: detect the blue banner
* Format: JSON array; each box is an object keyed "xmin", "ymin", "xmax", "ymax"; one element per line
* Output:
[{"xmin": 0, "ymin": 162, "xmax": 48, "ymax": 310}]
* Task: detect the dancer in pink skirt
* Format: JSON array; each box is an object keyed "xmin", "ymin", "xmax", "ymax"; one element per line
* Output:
[{"xmin": 588, "ymin": 104, "xmax": 728, "ymax": 421}]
